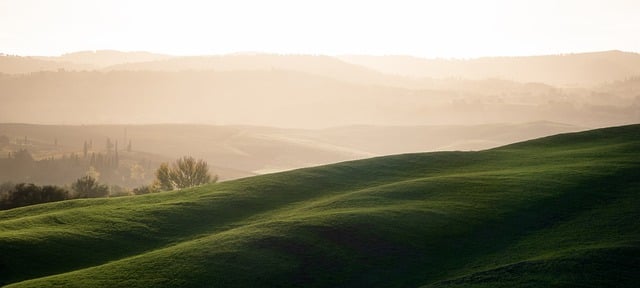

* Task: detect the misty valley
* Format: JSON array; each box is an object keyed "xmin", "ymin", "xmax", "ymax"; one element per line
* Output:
[{"xmin": 1, "ymin": 27, "xmax": 639, "ymax": 287}]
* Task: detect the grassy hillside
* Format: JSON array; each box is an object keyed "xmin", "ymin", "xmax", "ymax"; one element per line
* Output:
[{"xmin": 0, "ymin": 124, "xmax": 639, "ymax": 287}]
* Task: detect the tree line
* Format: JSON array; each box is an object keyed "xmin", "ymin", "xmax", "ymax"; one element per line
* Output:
[
  {"xmin": 0, "ymin": 149, "xmax": 127, "ymax": 186},
  {"xmin": 0, "ymin": 156, "xmax": 216, "ymax": 210}
]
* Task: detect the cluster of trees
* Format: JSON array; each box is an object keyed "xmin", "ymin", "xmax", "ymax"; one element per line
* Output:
[
  {"xmin": 0, "ymin": 176, "xmax": 108, "ymax": 210},
  {"xmin": 0, "ymin": 148, "xmax": 151, "ymax": 188},
  {"xmin": 71, "ymin": 176, "xmax": 109, "ymax": 198},
  {"xmin": 0, "ymin": 182, "xmax": 68, "ymax": 210},
  {"xmin": 0, "ymin": 133, "xmax": 142, "ymax": 188},
  {"xmin": 0, "ymin": 156, "xmax": 217, "ymax": 210}
]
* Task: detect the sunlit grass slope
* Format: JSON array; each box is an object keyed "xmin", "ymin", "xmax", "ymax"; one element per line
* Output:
[{"xmin": 1, "ymin": 124, "xmax": 639, "ymax": 287}]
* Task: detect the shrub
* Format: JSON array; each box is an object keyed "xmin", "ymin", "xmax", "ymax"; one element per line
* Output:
[{"xmin": 155, "ymin": 156, "xmax": 216, "ymax": 190}]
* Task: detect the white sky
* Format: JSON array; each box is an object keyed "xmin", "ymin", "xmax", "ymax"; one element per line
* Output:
[{"xmin": 0, "ymin": 0, "xmax": 638, "ymax": 58}]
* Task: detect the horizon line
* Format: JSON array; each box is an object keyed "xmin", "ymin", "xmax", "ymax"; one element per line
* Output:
[{"xmin": 2, "ymin": 49, "xmax": 638, "ymax": 61}]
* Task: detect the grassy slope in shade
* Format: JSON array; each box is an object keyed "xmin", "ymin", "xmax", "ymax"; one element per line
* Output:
[{"xmin": 0, "ymin": 124, "xmax": 639, "ymax": 287}]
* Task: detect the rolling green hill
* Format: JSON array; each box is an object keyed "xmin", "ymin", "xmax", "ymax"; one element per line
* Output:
[{"xmin": 1, "ymin": 124, "xmax": 639, "ymax": 287}]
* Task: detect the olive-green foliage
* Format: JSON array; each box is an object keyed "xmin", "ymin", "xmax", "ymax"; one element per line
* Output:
[
  {"xmin": 71, "ymin": 175, "xmax": 109, "ymax": 198},
  {"xmin": 155, "ymin": 163, "xmax": 173, "ymax": 191},
  {"xmin": 155, "ymin": 156, "xmax": 215, "ymax": 190},
  {"xmin": 0, "ymin": 124, "xmax": 639, "ymax": 287}
]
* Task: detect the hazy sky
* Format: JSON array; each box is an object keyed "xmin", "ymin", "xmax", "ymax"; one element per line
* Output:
[{"xmin": 1, "ymin": 0, "xmax": 638, "ymax": 58}]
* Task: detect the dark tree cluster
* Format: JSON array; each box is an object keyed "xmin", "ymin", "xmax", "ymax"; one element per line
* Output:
[
  {"xmin": 71, "ymin": 176, "xmax": 109, "ymax": 198},
  {"xmin": 0, "ymin": 175, "xmax": 114, "ymax": 210},
  {"xmin": 0, "ymin": 183, "xmax": 68, "ymax": 210}
]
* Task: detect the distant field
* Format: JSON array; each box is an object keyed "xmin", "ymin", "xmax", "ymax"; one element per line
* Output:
[
  {"xmin": 0, "ymin": 122, "xmax": 584, "ymax": 183},
  {"xmin": 0, "ymin": 124, "xmax": 638, "ymax": 287}
]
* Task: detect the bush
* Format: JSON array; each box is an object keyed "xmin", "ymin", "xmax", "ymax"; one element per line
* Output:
[
  {"xmin": 155, "ymin": 156, "xmax": 217, "ymax": 190},
  {"xmin": 71, "ymin": 176, "xmax": 109, "ymax": 198},
  {"xmin": 132, "ymin": 184, "xmax": 159, "ymax": 195}
]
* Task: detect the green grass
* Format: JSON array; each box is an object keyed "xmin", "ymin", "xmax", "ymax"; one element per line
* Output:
[{"xmin": 1, "ymin": 124, "xmax": 639, "ymax": 287}]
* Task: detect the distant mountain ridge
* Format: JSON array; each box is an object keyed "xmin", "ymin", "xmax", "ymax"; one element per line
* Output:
[
  {"xmin": 0, "ymin": 55, "xmax": 94, "ymax": 74},
  {"xmin": 339, "ymin": 50, "xmax": 640, "ymax": 86},
  {"xmin": 1, "ymin": 69, "xmax": 636, "ymax": 128},
  {"xmin": 42, "ymin": 50, "xmax": 173, "ymax": 68},
  {"xmin": 1, "ymin": 50, "xmax": 637, "ymax": 129},
  {"xmin": 2, "ymin": 50, "xmax": 640, "ymax": 86}
]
